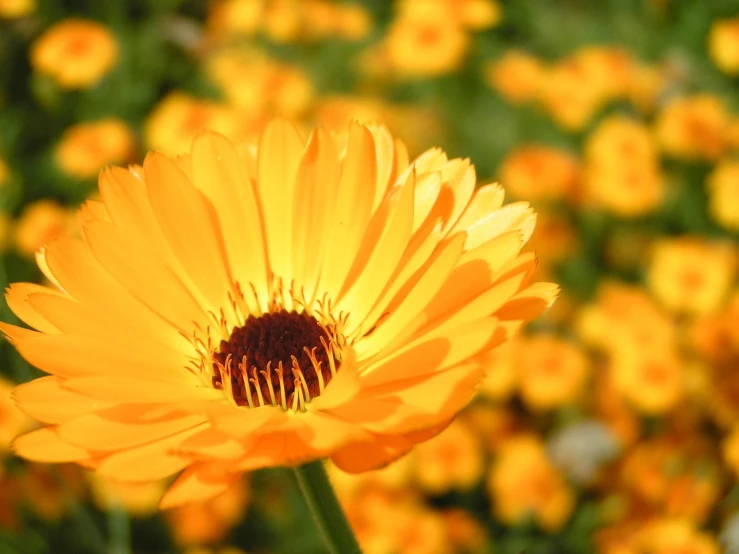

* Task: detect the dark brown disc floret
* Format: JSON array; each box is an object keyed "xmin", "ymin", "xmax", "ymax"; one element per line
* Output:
[{"xmin": 212, "ymin": 310, "xmax": 340, "ymax": 410}]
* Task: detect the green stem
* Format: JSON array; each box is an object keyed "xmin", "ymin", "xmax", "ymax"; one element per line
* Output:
[{"xmin": 293, "ymin": 460, "xmax": 362, "ymax": 554}]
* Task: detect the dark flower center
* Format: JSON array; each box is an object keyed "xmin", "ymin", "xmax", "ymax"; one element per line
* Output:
[{"xmin": 212, "ymin": 310, "xmax": 339, "ymax": 410}]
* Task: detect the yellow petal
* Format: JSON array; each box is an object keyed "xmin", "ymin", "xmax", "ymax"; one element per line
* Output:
[
  {"xmin": 191, "ymin": 132, "xmax": 269, "ymax": 299},
  {"xmin": 144, "ymin": 151, "xmax": 233, "ymax": 313},
  {"xmin": 318, "ymin": 122, "xmax": 376, "ymax": 299},
  {"xmin": 159, "ymin": 463, "xmax": 240, "ymax": 509},
  {"xmin": 356, "ymin": 232, "xmax": 466, "ymax": 358},
  {"xmin": 257, "ymin": 117, "xmax": 305, "ymax": 281},
  {"xmin": 13, "ymin": 376, "xmax": 114, "ymax": 424},
  {"xmin": 291, "ymin": 127, "xmax": 339, "ymax": 299},
  {"xmin": 58, "ymin": 407, "xmax": 207, "ymax": 450},
  {"xmin": 82, "ymin": 220, "xmax": 209, "ymax": 335},
  {"xmin": 96, "ymin": 424, "xmax": 207, "ymax": 482},
  {"xmin": 43, "ymin": 237, "xmax": 187, "ymax": 351},
  {"xmin": 458, "ymin": 200, "xmax": 536, "ymax": 250},
  {"xmin": 330, "ymin": 434, "xmax": 412, "ymax": 473},
  {"xmin": 62, "ymin": 377, "xmax": 223, "ymax": 402},
  {"xmin": 13, "ymin": 427, "xmax": 92, "ymax": 462},
  {"xmin": 5, "ymin": 283, "xmax": 63, "ymax": 333}
]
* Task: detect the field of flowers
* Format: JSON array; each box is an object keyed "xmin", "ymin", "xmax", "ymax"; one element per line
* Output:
[{"xmin": 0, "ymin": 0, "xmax": 738, "ymax": 553}]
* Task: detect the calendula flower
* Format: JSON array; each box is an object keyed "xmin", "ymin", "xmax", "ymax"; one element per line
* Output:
[
  {"xmin": 55, "ymin": 119, "xmax": 136, "ymax": 180},
  {"xmin": 485, "ymin": 50, "xmax": 545, "ymax": 104},
  {"xmin": 6, "ymin": 119, "xmax": 555, "ymax": 508},
  {"xmin": 0, "ymin": 0, "xmax": 34, "ymax": 18},
  {"xmin": 30, "ymin": 19, "xmax": 118, "ymax": 89},
  {"xmin": 708, "ymin": 17, "xmax": 739, "ymax": 75}
]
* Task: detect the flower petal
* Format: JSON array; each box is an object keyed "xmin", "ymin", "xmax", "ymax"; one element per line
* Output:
[
  {"xmin": 13, "ymin": 427, "xmax": 92, "ymax": 462},
  {"xmin": 12, "ymin": 376, "xmax": 114, "ymax": 424},
  {"xmin": 159, "ymin": 463, "xmax": 240, "ymax": 509}
]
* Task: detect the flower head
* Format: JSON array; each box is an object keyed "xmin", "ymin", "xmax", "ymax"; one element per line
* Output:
[
  {"xmin": 5, "ymin": 118, "xmax": 555, "ymax": 507},
  {"xmin": 31, "ymin": 19, "xmax": 118, "ymax": 89}
]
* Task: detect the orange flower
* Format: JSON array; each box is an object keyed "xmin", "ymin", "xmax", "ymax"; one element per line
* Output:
[
  {"xmin": 583, "ymin": 116, "xmax": 663, "ymax": 216},
  {"xmin": 55, "ymin": 119, "xmax": 136, "ymax": 180},
  {"xmin": 206, "ymin": 49, "xmax": 314, "ymax": 117},
  {"xmin": 5, "ymin": 118, "xmax": 555, "ymax": 507},
  {"xmin": 611, "ymin": 347, "xmax": 684, "ymax": 415},
  {"xmin": 411, "ymin": 419, "xmax": 484, "ymax": 494},
  {"xmin": 638, "ymin": 518, "xmax": 720, "ymax": 554},
  {"xmin": 0, "ymin": 376, "xmax": 32, "ymax": 451},
  {"xmin": 485, "ymin": 50, "xmax": 545, "ymax": 104},
  {"xmin": 31, "ymin": 19, "xmax": 118, "ymax": 89},
  {"xmin": 498, "ymin": 145, "xmax": 579, "ymax": 201},
  {"xmin": 517, "ymin": 335, "xmax": 589, "ymax": 411},
  {"xmin": 488, "ymin": 434, "xmax": 573, "ymax": 531},
  {"xmin": 0, "ymin": 0, "xmax": 34, "ymax": 18},
  {"xmin": 167, "ymin": 478, "xmax": 249, "ymax": 546},
  {"xmin": 385, "ymin": 13, "xmax": 469, "ymax": 77},
  {"xmin": 706, "ymin": 160, "xmax": 739, "ymax": 231},
  {"xmin": 647, "ymin": 237, "xmax": 735, "ymax": 315},
  {"xmin": 88, "ymin": 474, "xmax": 167, "ymax": 517},
  {"xmin": 397, "ymin": 0, "xmax": 501, "ymax": 31},
  {"xmin": 13, "ymin": 200, "xmax": 75, "ymax": 258},
  {"xmin": 708, "ymin": 17, "xmax": 739, "ymax": 74},
  {"xmin": 144, "ymin": 92, "xmax": 243, "ymax": 156},
  {"xmin": 655, "ymin": 94, "xmax": 728, "ymax": 160}
]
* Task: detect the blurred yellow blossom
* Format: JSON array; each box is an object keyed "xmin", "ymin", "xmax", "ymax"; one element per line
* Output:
[
  {"xmin": 412, "ymin": 420, "xmax": 484, "ymax": 495},
  {"xmin": 0, "ymin": 0, "xmax": 33, "ymax": 18},
  {"xmin": 334, "ymin": 3, "xmax": 373, "ymax": 41},
  {"xmin": 539, "ymin": 48, "xmax": 632, "ymax": 131},
  {"xmin": 144, "ymin": 92, "xmax": 241, "ymax": 155},
  {"xmin": 499, "ymin": 145, "xmax": 579, "ymax": 201},
  {"xmin": 0, "ymin": 375, "xmax": 32, "ymax": 451},
  {"xmin": 55, "ymin": 119, "xmax": 135, "ymax": 179},
  {"xmin": 708, "ymin": 17, "xmax": 739, "ymax": 75},
  {"xmin": 206, "ymin": 0, "xmax": 262, "ymax": 39},
  {"xmin": 206, "ymin": 49, "xmax": 313, "ymax": 117},
  {"xmin": 485, "ymin": 50, "xmax": 545, "ymax": 104},
  {"xmin": 13, "ymin": 199, "xmax": 75, "ymax": 257},
  {"xmin": 385, "ymin": 12, "xmax": 468, "ymax": 77},
  {"xmin": 655, "ymin": 94, "xmax": 728, "ymax": 160},
  {"xmin": 583, "ymin": 116, "xmax": 663, "ymax": 216},
  {"xmin": 517, "ymin": 336, "xmax": 589, "ymax": 411},
  {"xmin": 88, "ymin": 475, "xmax": 167, "ymax": 518},
  {"xmin": 166, "ymin": 478, "xmax": 250, "ymax": 546},
  {"xmin": 488, "ymin": 435, "xmax": 574, "ymax": 531},
  {"xmin": 706, "ymin": 160, "xmax": 739, "ymax": 231},
  {"xmin": 627, "ymin": 62, "xmax": 668, "ymax": 113},
  {"xmin": 441, "ymin": 509, "xmax": 488, "ymax": 553},
  {"xmin": 611, "ymin": 347, "xmax": 684, "ymax": 414},
  {"xmin": 639, "ymin": 518, "xmax": 720, "ymax": 554},
  {"xmin": 398, "ymin": 0, "xmax": 501, "ymax": 31},
  {"xmin": 477, "ymin": 337, "xmax": 519, "ymax": 400},
  {"xmin": 30, "ymin": 19, "xmax": 118, "ymax": 89},
  {"xmin": 647, "ymin": 238, "xmax": 735, "ymax": 315}
]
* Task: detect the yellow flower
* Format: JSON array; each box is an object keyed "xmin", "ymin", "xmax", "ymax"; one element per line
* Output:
[
  {"xmin": 485, "ymin": 50, "xmax": 545, "ymax": 104},
  {"xmin": 647, "ymin": 237, "xmax": 735, "ymax": 315},
  {"xmin": 488, "ymin": 434, "xmax": 573, "ymax": 531},
  {"xmin": 655, "ymin": 94, "xmax": 728, "ymax": 160},
  {"xmin": 706, "ymin": 160, "xmax": 739, "ymax": 231},
  {"xmin": 708, "ymin": 17, "xmax": 739, "ymax": 74},
  {"xmin": 517, "ymin": 336, "xmax": 589, "ymax": 411},
  {"xmin": 88, "ymin": 474, "xmax": 167, "ymax": 517},
  {"xmin": 206, "ymin": 50, "xmax": 314, "ymax": 117},
  {"xmin": 334, "ymin": 3, "xmax": 373, "ymax": 41},
  {"xmin": 31, "ymin": 19, "xmax": 118, "ymax": 89},
  {"xmin": 498, "ymin": 145, "xmax": 579, "ymax": 201},
  {"xmin": 206, "ymin": 0, "xmax": 263, "ymax": 39},
  {"xmin": 13, "ymin": 199, "xmax": 75, "ymax": 258},
  {"xmin": 0, "ymin": 376, "xmax": 32, "ymax": 451},
  {"xmin": 0, "ymin": 0, "xmax": 34, "ymax": 18},
  {"xmin": 167, "ymin": 479, "xmax": 249, "ymax": 546},
  {"xmin": 55, "ymin": 119, "xmax": 136, "ymax": 180},
  {"xmin": 639, "ymin": 518, "xmax": 720, "ymax": 554},
  {"xmin": 583, "ymin": 116, "xmax": 663, "ymax": 217},
  {"xmin": 144, "ymin": 92, "xmax": 242, "ymax": 156},
  {"xmin": 477, "ymin": 337, "xmax": 519, "ymax": 400},
  {"xmin": 385, "ymin": 13, "xmax": 469, "ymax": 78},
  {"xmin": 398, "ymin": 0, "xmax": 501, "ymax": 31},
  {"xmin": 611, "ymin": 347, "xmax": 684, "ymax": 415},
  {"xmin": 411, "ymin": 419, "xmax": 484, "ymax": 494},
  {"xmin": 539, "ymin": 48, "xmax": 632, "ymax": 131},
  {"xmin": 6, "ymin": 118, "xmax": 555, "ymax": 507}
]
